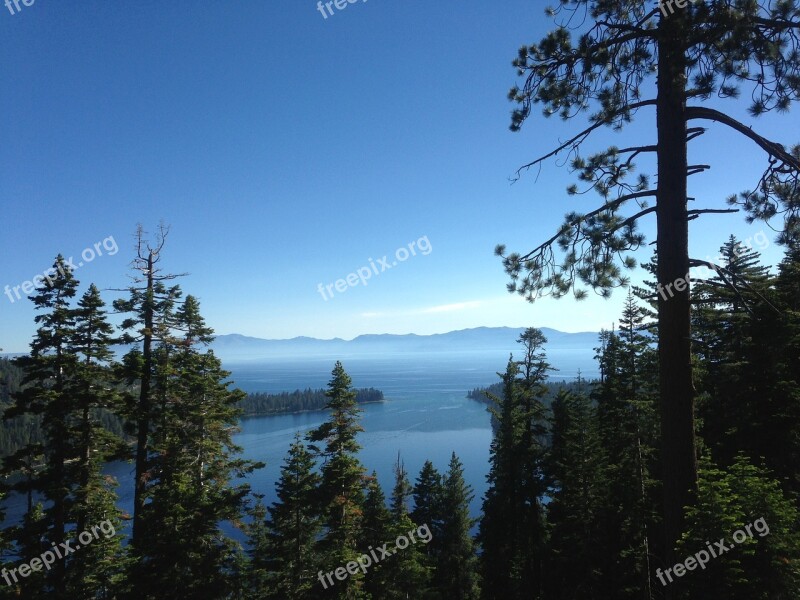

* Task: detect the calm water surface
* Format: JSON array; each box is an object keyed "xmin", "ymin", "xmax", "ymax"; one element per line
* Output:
[{"xmin": 3, "ymin": 350, "xmax": 597, "ymax": 538}]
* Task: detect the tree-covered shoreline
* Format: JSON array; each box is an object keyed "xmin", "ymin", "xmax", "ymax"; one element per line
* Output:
[{"xmin": 238, "ymin": 387, "xmax": 384, "ymax": 417}]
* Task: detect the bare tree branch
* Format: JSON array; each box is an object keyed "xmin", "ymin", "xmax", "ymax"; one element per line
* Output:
[
  {"xmin": 512, "ymin": 100, "xmax": 657, "ymax": 181},
  {"xmin": 686, "ymin": 106, "xmax": 800, "ymax": 171}
]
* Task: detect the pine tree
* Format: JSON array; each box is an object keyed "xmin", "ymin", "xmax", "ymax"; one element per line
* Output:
[
  {"xmin": 494, "ymin": 2, "xmax": 800, "ymax": 579},
  {"xmin": 307, "ymin": 361, "xmax": 368, "ymax": 600},
  {"xmin": 477, "ymin": 330, "xmax": 551, "ymax": 600},
  {"xmin": 411, "ymin": 459, "xmax": 445, "ymax": 598},
  {"xmin": 249, "ymin": 433, "xmax": 321, "ymax": 600},
  {"xmin": 64, "ymin": 284, "xmax": 127, "ymax": 598},
  {"xmin": 513, "ymin": 328, "xmax": 550, "ymax": 599},
  {"xmin": 389, "ymin": 455, "xmax": 412, "ymax": 521},
  {"xmin": 765, "ymin": 243, "xmax": 800, "ymax": 494},
  {"xmin": 437, "ymin": 453, "xmax": 480, "ymax": 600},
  {"xmin": 411, "ymin": 460, "xmax": 444, "ymax": 558},
  {"xmin": 591, "ymin": 293, "xmax": 660, "ymax": 598},
  {"xmin": 363, "ymin": 472, "xmax": 390, "ymax": 545},
  {"xmin": 739, "ymin": 242, "xmax": 800, "ymax": 496},
  {"xmin": 112, "ymin": 224, "xmax": 184, "ymax": 547},
  {"xmin": 692, "ymin": 237, "xmax": 772, "ymax": 465},
  {"xmin": 692, "ymin": 239, "xmax": 800, "ymax": 498},
  {"xmin": 63, "ymin": 479, "xmax": 126, "ymax": 600},
  {"xmin": 361, "ymin": 472, "xmax": 391, "ymax": 599},
  {"xmin": 5, "ymin": 256, "xmax": 79, "ymax": 597},
  {"xmin": 134, "ymin": 295, "xmax": 261, "ymax": 599},
  {"xmin": 543, "ymin": 389, "xmax": 606, "ymax": 599},
  {"xmin": 478, "ymin": 357, "xmax": 522, "ymax": 599},
  {"xmin": 380, "ymin": 457, "xmax": 432, "ymax": 599}
]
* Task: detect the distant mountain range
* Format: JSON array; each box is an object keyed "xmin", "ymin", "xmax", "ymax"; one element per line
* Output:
[
  {"xmin": 2, "ymin": 327, "xmax": 601, "ymax": 365},
  {"xmin": 209, "ymin": 327, "xmax": 599, "ymax": 362}
]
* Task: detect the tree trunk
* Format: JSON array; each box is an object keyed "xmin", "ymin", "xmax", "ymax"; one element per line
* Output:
[
  {"xmin": 656, "ymin": 11, "xmax": 698, "ymax": 593},
  {"xmin": 132, "ymin": 252, "xmax": 154, "ymax": 545}
]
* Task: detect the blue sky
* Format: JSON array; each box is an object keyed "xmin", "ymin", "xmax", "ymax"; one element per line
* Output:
[{"xmin": 0, "ymin": 0, "xmax": 794, "ymax": 352}]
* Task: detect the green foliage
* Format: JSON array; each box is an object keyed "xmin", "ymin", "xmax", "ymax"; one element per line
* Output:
[
  {"xmin": 248, "ymin": 433, "xmax": 321, "ymax": 600},
  {"xmin": 590, "ymin": 292, "xmax": 661, "ymax": 598},
  {"xmin": 1, "ymin": 258, "xmax": 130, "ymax": 598},
  {"xmin": 361, "ymin": 473, "xmax": 391, "ymax": 598},
  {"xmin": 478, "ymin": 330, "xmax": 557, "ymax": 600},
  {"xmin": 132, "ymin": 295, "xmax": 262, "ymax": 600},
  {"xmin": 499, "ymin": 6, "xmax": 800, "ymax": 593},
  {"xmin": 544, "ymin": 389, "xmax": 606, "ymax": 599},
  {"xmin": 239, "ymin": 387, "xmax": 383, "ymax": 416},
  {"xmin": 478, "ymin": 358, "xmax": 523, "ymax": 598},
  {"xmin": 307, "ymin": 361, "xmax": 369, "ymax": 600},
  {"xmin": 411, "ymin": 458, "xmax": 445, "ymax": 591},
  {"xmin": 438, "ymin": 453, "xmax": 480, "ymax": 600},
  {"xmin": 693, "ymin": 240, "xmax": 800, "ymax": 496},
  {"xmin": 378, "ymin": 458, "xmax": 434, "ymax": 599},
  {"xmin": 676, "ymin": 454, "xmax": 800, "ymax": 599},
  {"xmin": 1, "ymin": 233, "xmax": 799, "ymax": 600},
  {"xmin": 63, "ymin": 284, "xmax": 128, "ymax": 599},
  {"xmin": 500, "ymin": 0, "xmax": 800, "ymax": 299}
]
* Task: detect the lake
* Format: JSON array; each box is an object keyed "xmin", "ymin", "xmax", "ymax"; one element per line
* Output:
[{"xmin": 2, "ymin": 348, "xmax": 598, "ymax": 537}]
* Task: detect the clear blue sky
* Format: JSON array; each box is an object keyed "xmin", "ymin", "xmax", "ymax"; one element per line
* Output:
[{"xmin": 0, "ymin": 0, "xmax": 793, "ymax": 352}]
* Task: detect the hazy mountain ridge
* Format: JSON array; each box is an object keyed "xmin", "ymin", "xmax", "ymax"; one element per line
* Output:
[
  {"xmin": 3, "ymin": 327, "xmax": 600, "ymax": 363},
  {"xmin": 210, "ymin": 326, "xmax": 599, "ymax": 361}
]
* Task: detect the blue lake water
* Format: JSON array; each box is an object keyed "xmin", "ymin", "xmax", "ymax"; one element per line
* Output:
[{"xmin": 2, "ymin": 348, "xmax": 598, "ymax": 539}]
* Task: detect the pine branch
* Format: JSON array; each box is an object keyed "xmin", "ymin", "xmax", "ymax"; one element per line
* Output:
[
  {"xmin": 512, "ymin": 100, "xmax": 657, "ymax": 182},
  {"xmin": 515, "ymin": 190, "xmax": 656, "ymax": 261},
  {"xmin": 686, "ymin": 208, "xmax": 739, "ymax": 220},
  {"xmin": 686, "ymin": 106, "xmax": 800, "ymax": 171}
]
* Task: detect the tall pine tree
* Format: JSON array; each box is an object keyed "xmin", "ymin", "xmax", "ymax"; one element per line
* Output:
[
  {"xmin": 132, "ymin": 295, "xmax": 261, "ymax": 599},
  {"xmin": 495, "ymin": 3, "xmax": 800, "ymax": 580},
  {"xmin": 6, "ymin": 256, "xmax": 79, "ymax": 598},
  {"xmin": 478, "ymin": 357, "xmax": 522, "ymax": 599},
  {"xmin": 307, "ymin": 361, "xmax": 368, "ymax": 600},
  {"xmin": 380, "ymin": 457, "xmax": 432, "ymax": 599},
  {"xmin": 544, "ymin": 389, "xmax": 605, "ymax": 599},
  {"xmin": 248, "ymin": 433, "xmax": 321, "ymax": 600},
  {"xmin": 437, "ymin": 453, "xmax": 480, "ymax": 600}
]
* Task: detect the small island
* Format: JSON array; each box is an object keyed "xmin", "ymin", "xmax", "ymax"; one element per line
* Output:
[{"xmin": 237, "ymin": 387, "xmax": 384, "ymax": 416}]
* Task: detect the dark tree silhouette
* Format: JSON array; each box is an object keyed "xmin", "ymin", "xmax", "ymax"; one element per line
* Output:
[{"xmin": 496, "ymin": 1, "xmax": 800, "ymax": 581}]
